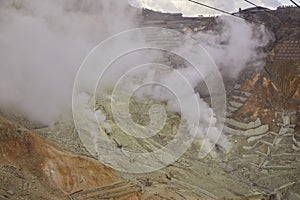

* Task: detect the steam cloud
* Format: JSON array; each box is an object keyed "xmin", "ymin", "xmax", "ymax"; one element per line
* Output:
[
  {"xmin": 0, "ymin": 0, "xmax": 273, "ymax": 133},
  {"xmin": 193, "ymin": 16, "xmax": 274, "ymax": 78},
  {"xmin": 0, "ymin": 0, "xmax": 139, "ymax": 125}
]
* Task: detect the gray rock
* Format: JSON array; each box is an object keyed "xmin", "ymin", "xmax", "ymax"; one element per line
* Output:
[
  {"xmin": 234, "ymin": 84, "xmax": 241, "ymax": 90},
  {"xmin": 224, "ymin": 124, "xmax": 269, "ymax": 136},
  {"xmin": 228, "ymin": 106, "xmax": 238, "ymax": 112},
  {"xmin": 226, "ymin": 118, "xmax": 261, "ymax": 130},
  {"xmin": 7, "ymin": 190, "xmax": 14, "ymax": 195},
  {"xmin": 232, "ymin": 95, "xmax": 248, "ymax": 102},
  {"xmin": 229, "ymin": 101, "xmax": 243, "ymax": 108}
]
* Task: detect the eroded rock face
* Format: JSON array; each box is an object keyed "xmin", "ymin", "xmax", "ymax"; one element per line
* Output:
[
  {"xmin": 237, "ymin": 61, "xmax": 300, "ymax": 124},
  {"xmin": 0, "ymin": 116, "xmax": 142, "ymax": 199},
  {"xmin": 223, "ymin": 60, "xmax": 300, "ymax": 200}
]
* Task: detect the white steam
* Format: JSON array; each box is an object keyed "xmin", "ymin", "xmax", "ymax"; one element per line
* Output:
[
  {"xmin": 0, "ymin": 0, "xmax": 138, "ymax": 125},
  {"xmin": 0, "ymin": 1, "xmax": 272, "ymax": 157},
  {"xmin": 193, "ymin": 16, "xmax": 274, "ymax": 77}
]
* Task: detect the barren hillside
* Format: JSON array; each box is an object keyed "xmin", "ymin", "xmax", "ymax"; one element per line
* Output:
[{"xmin": 0, "ymin": 5, "xmax": 299, "ymax": 200}]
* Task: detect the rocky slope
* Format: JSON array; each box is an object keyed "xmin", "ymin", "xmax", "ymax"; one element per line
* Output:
[{"xmin": 0, "ymin": 6, "xmax": 299, "ymax": 200}]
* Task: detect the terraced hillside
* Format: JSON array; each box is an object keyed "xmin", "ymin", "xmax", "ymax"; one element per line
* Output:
[{"xmin": 0, "ymin": 6, "xmax": 299, "ymax": 200}]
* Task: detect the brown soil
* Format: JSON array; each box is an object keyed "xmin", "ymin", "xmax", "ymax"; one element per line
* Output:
[{"xmin": 0, "ymin": 116, "xmax": 141, "ymax": 199}]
